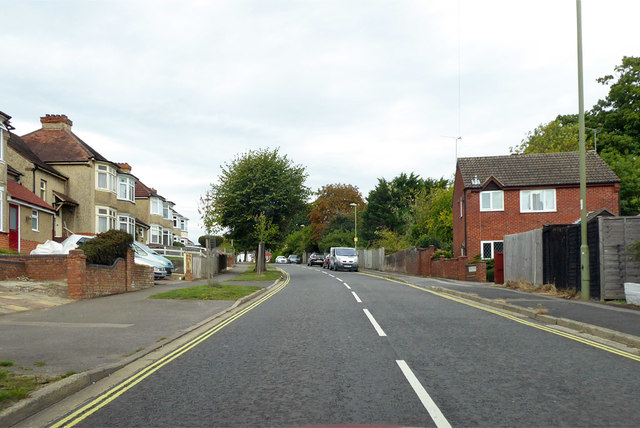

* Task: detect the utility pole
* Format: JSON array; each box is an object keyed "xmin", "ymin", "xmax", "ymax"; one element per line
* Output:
[{"xmin": 577, "ymin": 0, "xmax": 590, "ymax": 300}]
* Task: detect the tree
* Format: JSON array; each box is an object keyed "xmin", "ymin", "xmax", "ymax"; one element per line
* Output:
[
  {"xmin": 515, "ymin": 57, "xmax": 640, "ymax": 215},
  {"xmin": 199, "ymin": 148, "xmax": 309, "ymax": 251},
  {"xmin": 410, "ymin": 184, "xmax": 454, "ymax": 250},
  {"xmin": 308, "ymin": 184, "xmax": 364, "ymax": 241},
  {"xmin": 198, "ymin": 235, "xmax": 225, "ymax": 248}
]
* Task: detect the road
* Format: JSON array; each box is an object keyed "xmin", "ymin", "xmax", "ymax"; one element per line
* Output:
[{"xmin": 41, "ymin": 265, "xmax": 640, "ymax": 427}]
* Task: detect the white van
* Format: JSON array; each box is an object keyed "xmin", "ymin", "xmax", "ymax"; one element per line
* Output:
[{"xmin": 329, "ymin": 247, "xmax": 359, "ymax": 272}]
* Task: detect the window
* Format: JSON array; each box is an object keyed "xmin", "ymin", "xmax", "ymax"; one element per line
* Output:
[
  {"xmin": 118, "ymin": 176, "xmax": 135, "ymax": 202},
  {"xmin": 118, "ymin": 214, "xmax": 136, "ymax": 235},
  {"xmin": 459, "ymin": 199, "xmax": 463, "ymax": 218},
  {"xmin": 150, "ymin": 224, "xmax": 163, "ymax": 244},
  {"xmin": 520, "ymin": 189, "xmax": 556, "ymax": 212},
  {"xmin": 480, "ymin": 190, "xmax": 504, "ymax": 211},
  {"xmin": 481, "ymin": 240, "xmax": 504, "ymax": 259},
  {"xmin": 180, "ymin": 218, "xmax": 187, "ymax": 231},
  {"xmin": 163, "ymin": 202, "xmax": 172, "ymax": 220},
  {"xmin": 173, "ymin": 215, "xmax": 178, "ymax": 227},
  {"xmin": 39, "ymin": 180, "xmax": 46, "ymax": 200},
  {"xmin": 0, "ymin": 186, "xmax": 4, "ymax": 231},
  {"xmin": 96, "ymin": 206, "xmax": 117, "ymax": 233},
  {"xmin": 150, "ymin": 197, "xmax": 163, "ymax": 215},
  {"xmin": 96, "ymin": 164, "xmax": 116, "ymax": 192},
  {"xmin": 0, "ymin": 126, "xmax": 5, "ymax": 161},
  {"xmin": 31, "ymin": 210, "xmax": 39, "ymax": 231}
]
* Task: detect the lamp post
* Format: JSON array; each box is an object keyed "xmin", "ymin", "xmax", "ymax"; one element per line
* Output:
[
  {"xmin": 349, "ymin": 203, "xmax": 358, "ymax": 249},
  {"xmin": 586, "ymin": 127, "xmax": 598, "ymax": 152},
  {"xmin": 577, "ymin": 0, "xmax": 589, "ymax": 300}
]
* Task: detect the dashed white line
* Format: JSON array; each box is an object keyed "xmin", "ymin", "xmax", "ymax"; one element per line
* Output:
[
  {"xmin": 363, "ymin": 309, "xmax": 386, "ymax": 336},
  {"xmin": 343, "ymin": 283, "xmax": 351, "ymax": 290},
  {"xmin": 351, "ymin": 291, "xmax": 362, "ymax": 303},
  {"xmin": 329, "ymin": 274, "xmax": 335, "ymax": 278},
  {"xmin": 396, "ymin": 360, "xmax": 451, "ymax": 428},
  {"xmin": 336, "ymin": 278, "xmax": 343, "ymax": 282}
]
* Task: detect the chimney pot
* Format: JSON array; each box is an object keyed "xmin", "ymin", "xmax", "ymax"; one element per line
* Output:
[{"xmin": 40, "ymin": 114, "xmax": 73, "ymax": 131}]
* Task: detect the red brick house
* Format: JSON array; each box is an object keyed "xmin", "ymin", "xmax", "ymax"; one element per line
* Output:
[{"xmin": 453, "ymin": 152, "xmax": 620, "ymax": 259}]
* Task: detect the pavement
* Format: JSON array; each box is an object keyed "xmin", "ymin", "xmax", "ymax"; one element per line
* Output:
[{"xmin": 1, "ymin": 264, "xmax": 640, "ymax": 426}]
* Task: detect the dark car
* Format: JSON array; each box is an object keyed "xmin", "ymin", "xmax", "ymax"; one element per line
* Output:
[
  {"xmin": 288, "ymin": 254, "xmax": 301, "ymax": 264},
  {"xmin": 307, "ymin": 253, "xmax": 325, "ymax": 266}
]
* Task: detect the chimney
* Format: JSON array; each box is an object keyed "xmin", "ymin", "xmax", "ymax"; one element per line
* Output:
[
  {"xmin": 117, "ymin": 163, "xmax": 132, "ymax": 173},
  {"xmin": 151, "ymin": 188, "xmax": 157, "ymax": 194},
  {"xmin": 40, "ymin": 114, "xmax": 72, "ymax": 131}
]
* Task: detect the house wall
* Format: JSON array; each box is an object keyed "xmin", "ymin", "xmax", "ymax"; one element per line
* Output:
[
  {"xmin": 18, "ymin": 206, "xmax": 54, "ymax": 253},
  {"xmin": 53, "ymin": 162, "xmax": 96, "ymax": 234},
  {"xmin": 452, "ymin": 169, "xmax": 466, "ymax": 257},
  {"xmin": 1, "ymin": 126, "xmax": 8, "ymax": 243},
  {"xmin": 460, "ymin": 184, "xmax": 619, "ymax": 259}
]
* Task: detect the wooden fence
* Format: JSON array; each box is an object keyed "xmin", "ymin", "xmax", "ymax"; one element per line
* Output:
[
  {"xmin": 598, "ymin": 217, "xmax": 640, "ymax": 299},
  {"xmin": 504, "ymin": 229, "xmax": 543, "ymax": 285}
]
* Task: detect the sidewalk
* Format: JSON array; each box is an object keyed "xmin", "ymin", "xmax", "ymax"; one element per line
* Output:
[
  {"xmin": 364, "ymin": 269, "xmax": 640, "ymax": 348},
  {"xmin": 0, "ymin": 264, "xmax": 256, "ymax": 378}
]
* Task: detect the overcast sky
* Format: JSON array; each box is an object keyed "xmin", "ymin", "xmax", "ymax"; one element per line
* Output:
[{"xmin": 2, "ymin": 1, "xmax": 639, "ymax": 241}]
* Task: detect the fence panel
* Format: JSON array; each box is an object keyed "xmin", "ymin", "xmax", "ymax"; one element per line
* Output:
[
  {"xmin": 504, "ymin": 228, "xmax": 543, "ymax": 285},
  {"xmin": 599, "ymin": 217, "xmax": 640, "ymax": 300}
]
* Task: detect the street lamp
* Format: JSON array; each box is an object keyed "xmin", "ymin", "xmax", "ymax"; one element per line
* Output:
[{"xmin": 349, "ymin": 203, "xmax": 358, "ymax": 249}]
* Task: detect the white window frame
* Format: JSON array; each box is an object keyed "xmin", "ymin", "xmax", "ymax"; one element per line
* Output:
[
  {"xmin": 0, "ymin": 186, "xmax": 4, "ymax": 232},
  {"xmin": 520, "ymin": 189, "xmax": 556, "ymax": 213},
  {"xmin": 117, "ymin": 176, "xmax": 135, "ymax": 202},
  {"xmin": 39, "ymin": 179, "xmax": 46, "ymax": 200},
  {"xmin": 162, "ymin": 229, "xmax": 173, "ymax": 246},
  {"xmin": 150, "ymin": 197, "xmax": 163, "ymax": 216},
  {"xmin": 118, "ymin": 214, "xmax": 136, "ymax": 236},
  {"xmin": 96, "ymin": 206, "xmax": 117, "ymax": 233},
  {"xmin": 96, "ymin": 164, "xmax": 117, "ymax": 193},
  {"xmin": 0, "ymin": 126, "xmax": 5, "ymax": 161},
  {"xmin": 163, "ymin": 202, "xmax": 172, "ymax": 220},
  {"xmin": 180, "ymin": 218, "xmax": 187, "ymax": 231},
  {"xmin": 481, "ymin": 240, "xmax": 504, "ymax": 259},
  {"xmin": 31, "ymin": 210, "xmax": 39, "ymax": 231},
  {"xmin": 479, "ymin": 190, "xmax": 504, "ymax": 212},
  {"xmin": 149, "ymin": 224, "xmax": 163, "ymax": 245}
]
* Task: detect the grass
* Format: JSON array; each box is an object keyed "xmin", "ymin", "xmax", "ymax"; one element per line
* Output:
[
  {"xmin": 150, "ymin": 283, "xmax": 263, "ymax": 300},
  {"xmin": 0, "ymin": 249, "xmax": 19, "ymax": 255},
  {"xmin": 504, "ymin": 280, "xmax": 578, "ymax": 299},
  {"xmin": 228, "ymin": 269, "xmax": 282, "ymax": 282},
  {"xmin": 0, "ymin": 369, "xmax": 55, "ymax": 410}
]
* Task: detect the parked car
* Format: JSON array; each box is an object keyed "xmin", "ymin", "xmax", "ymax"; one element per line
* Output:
[
  {"xmin": 307, "ymin": 253, "xmax": 325, "ymax": 267},
  {"xmin": 275, "ymin": 256, "xmax": 288, "ymax": 264},
  {"xmin": 288, "ymin": 254, "xmax": 301, "ymax": 264},
  {"xmin": 133, "ymin": 242, "xmax": 174, "ymax": 275},
  {"xmin": 131, "ymin": 243, "xmax": 167, "ymax": 279},
  {"xmin": 329, "ymin": 247, "xmax": 359, "ymax": 272}
]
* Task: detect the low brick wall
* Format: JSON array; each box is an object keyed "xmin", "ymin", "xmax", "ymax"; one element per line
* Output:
[
  {"xmin": 0, "ymin": 249, "xmax": 154, "ymax": 300},
  {"xmin": 384, "ymin": 246, "xmax": 487, "ymax": 282}
]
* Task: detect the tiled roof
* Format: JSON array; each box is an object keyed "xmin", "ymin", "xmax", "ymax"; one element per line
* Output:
[
  {"xmin": 20, "ymin": 128, "xmax": 110, "ymax": 163},
  {"xmin": 7, "ymin": 181, "xmax": 55, "ymax": 212},
  {"xmin": 8, "ymin": 132, "xmax": 68, "ymax": 179},
  {"xmin": 457, "ymin": 151, "xmax": 620, "ymax": 189},
  {"xmin": 135, "ymin": 180, "xmax": 164, "ymax": 200}
]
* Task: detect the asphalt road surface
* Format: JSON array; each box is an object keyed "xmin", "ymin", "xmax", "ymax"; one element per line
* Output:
[{"xmin": 50, "ymin": 265, "xmax": 640, "ymax": 427}]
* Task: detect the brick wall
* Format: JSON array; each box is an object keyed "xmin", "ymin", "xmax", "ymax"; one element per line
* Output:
[
  {"xmin": 19, "ymin": 239, "xmax": 41, "ymax": 254},
  {"xmin": 1, "ymin": 249, "xmax": 154, "ymax": 300},
  {"xmin": 383, "ymin": 246, "xmax": 487, "ymax": 282},
  {"xmin": 0, "ymin": 232, "xmax": 9, "ymax": 252},
  {"xmin": 459, "ymin": 183, "xmax": 619, "ymax": 259}
]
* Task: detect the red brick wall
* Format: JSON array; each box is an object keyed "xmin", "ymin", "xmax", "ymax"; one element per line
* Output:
[
  {"xmin": 383, "ymin": 247, "xmax": 486, "ymax": 282},
  {"xmin": 131, "ymin": 264, "xmax": 154, "ymax": 290},
  {"xmin": 0, "ymin": 254, "xmax": 67, "ymax": 281},
  {"xmin": 0, "ymin": 232, "xmax": 9, "ymax": 252},
  {"xmin": 0, "ymin": 260, "xmax": 26, "ymax": 280},
  {"xmin": 19, "ymin": 239, "xmax": 40, "ymax": 254},
  {"xmin": 452, "ymin": 169, "xmax": 466, "ymax": 258},
  {"xmin": 459, "ymin": 183, "xmax": 619, "ymax": 259}
]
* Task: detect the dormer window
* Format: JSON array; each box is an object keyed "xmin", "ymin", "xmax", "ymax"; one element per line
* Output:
[
  {"xmin": 96, "ymin": 164, "xmax": 116, "ymax": 193},
  {"xmin": 480, "ymin": 190, "xmax": 504, "ymax": 211}
]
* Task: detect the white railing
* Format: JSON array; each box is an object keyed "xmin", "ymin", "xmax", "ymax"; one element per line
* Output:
[{"xmin": 149, "ymin": 245, "xmax": 207, "ymax": 257}]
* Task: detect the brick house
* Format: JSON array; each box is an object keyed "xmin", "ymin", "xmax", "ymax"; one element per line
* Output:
[
  {"xmin": 453, "ymin": 152, "xmax": 620, "ymax": 260},
  {"xmin": 0, "ymin": 111, "xmax": 10, "ymax": 250}
]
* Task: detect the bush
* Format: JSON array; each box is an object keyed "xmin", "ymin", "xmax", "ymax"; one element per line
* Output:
[
  {"xmin": 432, "ymin": 250, "xmax": 453, "ymax": 259},
  {"xmin": 173, "ymin": 241, "xmax": 185, "ymax": 248},
  {"xmin": 78, "ymin": 230, "xmax": 133, "ymax": 266}
]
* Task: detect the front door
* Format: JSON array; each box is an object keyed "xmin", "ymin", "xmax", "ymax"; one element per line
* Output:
[{"xmin": 9, "ymin": 204, "xmax": 19, "ymax": 252}]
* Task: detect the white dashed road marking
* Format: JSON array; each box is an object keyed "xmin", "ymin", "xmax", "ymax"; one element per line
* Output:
[
  {"xmin": 363, "ymin": 309, "xmax": 386, "ymax": 337},
  {"xmin": 396, "ymin": 360, "xmax": 451, "ymax": 428},
  {"xmin": 351, "ymin": 291, "xmax": 362, "ymax": 303}
]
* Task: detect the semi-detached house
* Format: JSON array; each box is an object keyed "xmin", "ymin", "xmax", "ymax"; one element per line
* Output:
[
  {"xmin": 453, "ymin": 151, "xmax": 620, "ymax": 260},
  {"xmin": 0, "ymin": 112, "xmax": 189, "ymax": 253}
]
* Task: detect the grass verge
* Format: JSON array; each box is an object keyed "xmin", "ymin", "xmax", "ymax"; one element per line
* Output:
[
  {"xmin": 0, "ymin": 368, "xmax": 65, "ymax": 411},
  {"xmin": 228, "ymin": 269, "xmax": 282, "ymax": 282},
  {"xmin": 150, "ymin": 283, "xmax": 263, "ymax": 300}
]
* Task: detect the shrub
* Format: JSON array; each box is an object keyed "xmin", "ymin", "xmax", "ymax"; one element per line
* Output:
[
  {"xmin": 78, "ymin": 230, "xmax": 133, "ymax": 266},
  {"xmin": 173, "ymin": 241, "xmax": 185, "ymax": 248},
  {"xmin": 432, "ymin": 250, "xmax": 453, "ymax": 259}
]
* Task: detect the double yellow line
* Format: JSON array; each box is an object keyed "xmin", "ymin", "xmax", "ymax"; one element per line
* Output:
[
  {"xmin": 360, "ymin": 272, "xmax": 640, "ymax": 363},
  {"xmin": 52, "ymin": 271, "xmax": 290, "ymax": 428}
]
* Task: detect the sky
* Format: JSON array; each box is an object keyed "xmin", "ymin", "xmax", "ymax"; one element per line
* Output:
[{"xmin": 2, "ymin": 0, "xmax": 639, "ymax": 241}]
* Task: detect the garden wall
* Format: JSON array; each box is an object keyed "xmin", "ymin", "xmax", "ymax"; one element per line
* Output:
[{"xmin": 383, "ymin": 246, "xmax": 486, "ymax": 282}]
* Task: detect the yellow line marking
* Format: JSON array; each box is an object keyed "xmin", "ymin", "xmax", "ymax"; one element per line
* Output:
[
  {"xmin": 4, "ymin": 304, "xmax": 29, "ymax": 311},
  {"xmin": 52, "ymin": 272, "xmax": 291, "ymax": 428},
  {"xmin": 0, "ymin": 295, "xmax": 21, "ymax": 300},
  {"xmin": 358, "ymin": 272, "xmax": 640, "ymax": 363}
]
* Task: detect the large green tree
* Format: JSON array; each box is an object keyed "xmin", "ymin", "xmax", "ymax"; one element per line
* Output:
[
  {"xmin": 515, "ymin": 56, "xmax": 640, "ymax": 215},
  {"xmin": 199, "ymin": 148, "xmax": 309, "ymax": 251}
]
